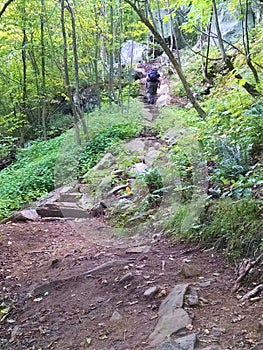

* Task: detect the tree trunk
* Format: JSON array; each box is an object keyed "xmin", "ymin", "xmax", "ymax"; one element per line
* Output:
[
  {"xmin": 40, "ymin": 0, "xmax": 47, "ymax": 140},
  {"xmin": 211, "ymin": 0, "xmax": 259, "ymax": 96},
  {"xmin": 240, "ymin": 0, "xmax": 259, "ymax": 83},
  {"xmin": 0, "ymin": 0, "xmax": 15, "ymax": 18},
  {"xmin": 66, "ymin": 0, "xmax": 88, "ymax": 138},
  {"xmin": 124, "ymin": 0, "xmax": 206, "ymax": 119},
  {"xmin": 60, "ymin": 0, "xmax": 81, "ymax": 145}
]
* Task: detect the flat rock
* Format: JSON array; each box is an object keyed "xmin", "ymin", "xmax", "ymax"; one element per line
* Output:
[
  {"xmin": 36, "ymin": 203, "xmax": 63, "ymax": 218},
  {"xmin": 156, "ymin": 333, "xmax": 197, "ymax": 350},
  {"xmin": 159, "ymin": 284, "xmax": 189, "ymax": 315},
  {"xmin": 149, "ymin": 284, "xmax": 191, "ymax": 346},
  {"xmin": 37, "ymin": 202, "xmax": 91, "ymax": 219},
  {"xmin": 59, "ymin": 192, "xmax": 82, "ymax": 202},
  {"xmin": 145, "ymin": 149, "xmax": 162, "ymax": 165},
  {"xmin": 93, "ymin": 152, "xmax": 116, "ymax": 171},
  {"xmin": 124, "ymin": 139, "xmax": 145, "ymax": 154},
  {"xmin": 181, "ymin": 262, "xmax": 202, "ymax": 278},
  {"xmin": 130, "ymin": 162, "xmax": 147, "ymax": 174},
  {"xmin": 149, "ymin": 308, "xmax": 192, "ymax": 346},
  {"xmin": 144, "ymin": 286, "xmax": 160, "ymax": 298},
  {"xmin": 2, "ymin": 209, "xmax": 40, "ymax": 223}
]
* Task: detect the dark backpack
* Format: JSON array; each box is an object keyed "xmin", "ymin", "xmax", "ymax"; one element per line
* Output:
[{"xmin": 148, "ymin": 69, "xmax": 160, "ymax": 82}]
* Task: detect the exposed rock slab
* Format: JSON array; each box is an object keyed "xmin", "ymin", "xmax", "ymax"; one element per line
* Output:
[
  {"xmin": 156, "ymin": 333, "xmax": 197, "ymax": 350},
  {"xmin": 124, "ymin": 138, "xmax": 145, "ymax": 154},
  {"xmin": 92, "ymin": 152, "xmax": 116, "ymax": 171},
  {"xmin": 149, "ymin": 284, "xmax": 191, "ymax": 346},
  {"xmin": 1, "ymin": 209, "xmax": 40, "ymax": 224},
  {"xmin": 149, "ymin": 308, "xmax": 192, "ymax": 346},
  {"xmin": 37, "ymin": 202, "xmax": 91, "ymax": 219}
]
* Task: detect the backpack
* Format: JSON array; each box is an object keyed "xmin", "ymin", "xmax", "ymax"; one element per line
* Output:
[{"xmin": 148, "ymin": 69, "xmax": 160, "ymax": 82}]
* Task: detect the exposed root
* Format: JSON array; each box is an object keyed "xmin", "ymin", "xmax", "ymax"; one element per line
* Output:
[
  {"xmin": 232, "ymin": 255, "xmax": 262, "ymax": 293},
  {"xmin": 29, "ymin": 259, "xmax": 129, "ymax": 298}
]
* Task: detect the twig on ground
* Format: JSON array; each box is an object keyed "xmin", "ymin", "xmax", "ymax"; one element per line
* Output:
[
  {"xmin": 241, "ymin": 284, "xmax": 263, "ymax": 302},
  {"xmin": 232, "ymin": 255, "xmax": 262, "ymax": 293}
]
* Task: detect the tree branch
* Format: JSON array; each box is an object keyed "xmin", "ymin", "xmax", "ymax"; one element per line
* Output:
[{"xmin": 0, "ymin": 0, "xmax": 15, "ymax": 18}]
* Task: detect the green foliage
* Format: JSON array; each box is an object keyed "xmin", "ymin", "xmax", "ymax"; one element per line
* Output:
[
  {"xmin": 168, "ymin": 198, "xmax": 262, "ymax": 260},
  {"xmin": 198, "ymin": 198, "xmax": 262, "ymax": 259},
  {"xmin": 46, "ymin": 113, "xmax": 74, "ymax": 138},
  {"xmin": 86, "ymin": 100, "xmax": 143, "ymax": 138},
  {"xmin": 215, "ymin": 139, "xmax": 252, "ymax": 179},
  {"xmin": 137, "ymin": 168, "xmax": 164, "ymax": 210},
  {"xmin": 78, "ymin": 123, "xmax": 141, "ymax": 176},
  {"xmin": 0, "ymin": 136, "xmax": 63, "ymax": 220}
]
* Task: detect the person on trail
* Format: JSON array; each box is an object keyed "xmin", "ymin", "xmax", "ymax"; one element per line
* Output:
[{"xmin": 146, "ymin": 67, "xmax": 161, "ymax": 104}]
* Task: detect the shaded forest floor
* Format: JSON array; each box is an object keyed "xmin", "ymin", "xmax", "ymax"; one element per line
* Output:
[{"xmin": 0, "ymin": 219, "xmax": 262, "ymax": 350}]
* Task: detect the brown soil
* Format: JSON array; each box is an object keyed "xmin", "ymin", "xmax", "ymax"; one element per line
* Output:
[{"xmin": 0, "ymin": 218, "xmax": 262, "ymax": 350}]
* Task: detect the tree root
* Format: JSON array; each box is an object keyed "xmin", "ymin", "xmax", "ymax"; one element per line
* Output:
[
  {"xmin": 28, "ymin": 259, "xmax": 129, "ymax": 298},
  {"xmin": 241, "ymin": 284, "xmax": 263, "ymax": 302},
  {"xmin": 232, "ymin": 255, "xmax": 262, "ymax": 293}
]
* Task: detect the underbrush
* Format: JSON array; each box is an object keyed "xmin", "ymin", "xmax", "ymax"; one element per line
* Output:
[
  {"xmin": 0, "ymin": 101, "xmax": 144, "ymax": 220},
  {"xmin": 167, "ymin": 198, "xmax": 262, "ymax": 259},
  {"xmin": 0, "ymin": 136, "xmax": 63, "ymax": 220},
  {"xmin": 154, "ymin": 93, "xmax": 263, "ymax": 259},
  {"xmin": 78, "ymin": 123, "xmax": 142, "ymax": 177}
]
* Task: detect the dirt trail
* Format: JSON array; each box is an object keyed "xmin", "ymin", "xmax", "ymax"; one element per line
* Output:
[
  {"xmin": 0, "ymin": 66, "xmax": 262, "ymax": 350},
  {"xmin": 1, "ymin": 218, "xmax": 262, "ymax": 350}
]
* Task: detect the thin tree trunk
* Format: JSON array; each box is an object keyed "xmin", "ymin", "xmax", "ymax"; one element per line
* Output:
[
  {"xmin": 93, "ymin": 4, "xmax": 101, "ymax": 109},
  {"xmin": 211, "ymin": 0, "xmax": 259, "ymax": 96},
  {"xmin": 0, "ymin": 0, "xmax": 15, "ymax": 18},
  {"xmin": 20, "ymin": 2, "xmax": 27, "ymax": 145},
  {"xmin": 40, "ymin": 0, "xmax": 47, "ymax": 140},
  {"xmin": 109, "ymin": 4, "xmax": 115, "ymax": 103},
  {"xmin": 204, "ymin": 13, "xmax": 213, "ymax": 82},
  {"xmin": 239, "ymin": 0, "xmax": 259, "ymax": 83},
  {"xmin": 60, "ymin": 0, "xmax": 81, "ymax": 145},
  {"xmin": 66, "ymin": 0, "xmax": 88, "ymax": 138},
  {"xmin": 124, "ymin": 0, "xmax": 206, "ymax": 119}
]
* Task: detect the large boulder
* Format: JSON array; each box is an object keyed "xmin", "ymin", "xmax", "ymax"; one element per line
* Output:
[
  {"xmin": 211, "ymin": 2, "xmax": 255, "ymax": 43},
  {"xmin": 121, "ymin": 40, "xmax": 147, "ymax": 65}
]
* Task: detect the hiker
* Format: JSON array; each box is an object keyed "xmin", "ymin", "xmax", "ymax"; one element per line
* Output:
[{"xmin": 146, "ymin": 67, "xmax": 161, "ymax": 104}]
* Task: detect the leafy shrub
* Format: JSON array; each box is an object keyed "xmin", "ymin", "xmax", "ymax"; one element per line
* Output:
[
  {"xmin": 215, "ymin": 139, "xmax": 252, "ymax": 179},
  {"xmin": 0, "ymin": 136, "xmax": 63, "ymax": 220}
]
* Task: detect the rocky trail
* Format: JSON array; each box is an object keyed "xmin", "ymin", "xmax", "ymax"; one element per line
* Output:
[{"xmin": 1, "ymin": 66, "xmax": 263, "ymax": 350}]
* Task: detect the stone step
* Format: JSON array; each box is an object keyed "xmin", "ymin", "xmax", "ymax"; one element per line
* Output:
[
  {"xmin": 59, "ymin": 192, "xmax": 82, "ymax": 202},
  {"xmin": 36, "ymin": 202, "xmax": 91, "ymax": 219}
]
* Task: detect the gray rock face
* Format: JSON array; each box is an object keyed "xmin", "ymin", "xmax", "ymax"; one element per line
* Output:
[
  {"xmin": 149, "ymin": 308, "xmax": 192, "ymax": 346},
  {"xmin": 121, "ymin": 40, "xmax": 147, "ymax": 65},
  {"xmin": 211, "ymin": 3, "xmax": 255, "ymax": 43},
  {"xmin": 144, "ymin": 286, "xmax": 160, "ymax": 299},
  {"xmin": 2, "ymin": 209, "xmax": 40, "ymax": 223},
  {"xmin": 159, "ymin": 284, "xmax": 189, "ymax": 313},
  {"xmin": 130, "ymin": 162, "xmax": 148, "ymax": 174}
]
